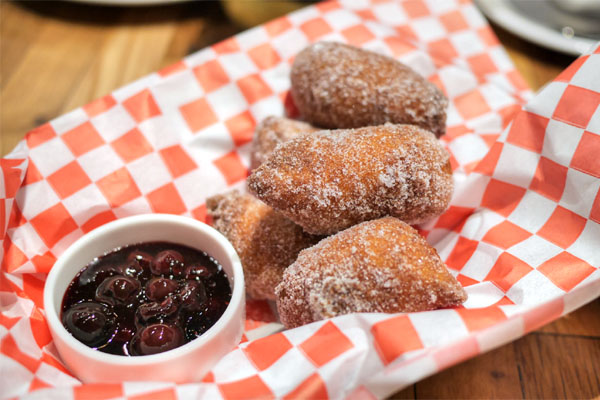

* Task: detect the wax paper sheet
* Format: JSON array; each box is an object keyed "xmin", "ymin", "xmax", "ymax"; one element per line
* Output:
[{"xmin": 1, "ymin": 0, "xmax": 599, "ymax": 399}]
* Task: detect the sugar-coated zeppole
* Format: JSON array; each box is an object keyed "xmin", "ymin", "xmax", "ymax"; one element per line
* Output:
[
  {"xmin": 206, "ymin": 190, "xmax": 321, "ymax": 300},
  {"xmin": 247, "ymin": 124, "xmax": 453, "ymax": 235},
  {"xmin": 290, "ymin": 42, "xmax": 448, "ymax": 138},
  {"xmin": 275, "ymin": 217, "xmax": 467, "ymax": 328},
  {"xmin": 250, "ymin": 116, "xmax": 318, "ymax": 170}
]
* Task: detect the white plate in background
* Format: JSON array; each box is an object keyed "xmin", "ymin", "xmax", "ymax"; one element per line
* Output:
[{"xmin": 475, "ymin": 0, "xmax": 598, "ymax": 55}]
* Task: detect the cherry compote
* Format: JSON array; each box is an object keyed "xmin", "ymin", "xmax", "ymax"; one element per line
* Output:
[{"xmin": 61, "ymin": 242, "xmax": 231, "ymax": 356}]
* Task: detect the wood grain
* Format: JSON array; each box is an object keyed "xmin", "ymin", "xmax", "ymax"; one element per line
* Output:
[
  {"xmin": 416, "ymin": 342, "xmax": 523, "ymax": 399},
  {"xmin": 1, "ymin": 1, "xmax": 598, "ymax": 398},
  {"xmin": 515, "ymin": 331, "xmax": 600, "ymax": 398}
]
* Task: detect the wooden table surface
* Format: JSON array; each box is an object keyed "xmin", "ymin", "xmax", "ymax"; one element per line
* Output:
[{"xmin": 1, "ymin": 1, "xmax": 599, "ymax": 398}]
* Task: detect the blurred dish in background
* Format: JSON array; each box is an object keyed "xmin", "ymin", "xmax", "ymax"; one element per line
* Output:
[
  {"xmin": 66, "ymin": 0, "xmax": 191, "ymax": 5},
  {"xmin": 475, "ymin": 0, "xmax": 599, "ymax": 55}
]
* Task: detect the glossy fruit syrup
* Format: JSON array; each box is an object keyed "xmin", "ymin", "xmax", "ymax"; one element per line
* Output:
[{"xmin": 61, "ymin": 242, "xmax": 231, "ymax": 356}]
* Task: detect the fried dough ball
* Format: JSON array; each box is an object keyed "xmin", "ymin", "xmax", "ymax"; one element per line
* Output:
[
  {"xmin": 247, "ymin": 124, "xmax": 453, "ymax": 235},
  {"xmin": 275, "ymin": 217, "xmax": 467, "ymax": 328},
  {"xmin": 206, "ymin": 190, "xmax": 321, "ymax": 300},
  {"xmin": 290, "ymin": 42, "xmax": 448, "ymax": 138},
  {"xmin": 250, "ymin": 116, "xmax": 318, "ymax": 170}
]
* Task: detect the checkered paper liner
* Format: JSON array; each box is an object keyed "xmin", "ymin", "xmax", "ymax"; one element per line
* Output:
[{"xmin": 1, "ymin": 0, "xmax": 599, "ymax": 398}]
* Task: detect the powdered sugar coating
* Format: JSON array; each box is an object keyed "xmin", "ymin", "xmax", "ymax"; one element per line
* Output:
[
  {"xmin": 250, "ymin": 116, "xmax": 318, "ymax": 170},
  {"xmin": 290, "ymin": 42, "xmax": 448, "ymax": 138},
  {"xmin": 247, "ymin": 124, "xmax": 453, "ymax": 235},
  {"xmin": 206, "ymin": 190, "xmax": 321, "ymax": 300},
  {"xmin": 275, "ymin": 217, "xmax": 467, "ymax": 328}
]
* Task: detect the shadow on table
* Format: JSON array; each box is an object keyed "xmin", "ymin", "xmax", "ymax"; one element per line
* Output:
[{"xmin": 12, "ymin": 0, "xmax": 243, "ymax": 54}]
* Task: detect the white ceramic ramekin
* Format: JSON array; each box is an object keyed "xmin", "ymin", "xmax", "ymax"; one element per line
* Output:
[{"xmin": 43, "ymin": 214, "xmax": 245, "ymax": 383}]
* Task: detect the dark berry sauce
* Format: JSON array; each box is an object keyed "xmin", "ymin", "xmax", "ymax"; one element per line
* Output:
[{"xmin": 61, "ymin": 242, "xmax": 231, "ymax": 356}]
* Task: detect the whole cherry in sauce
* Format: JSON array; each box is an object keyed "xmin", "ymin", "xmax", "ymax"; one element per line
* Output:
[
  {"xmin": 152, "ymin": 250, "xmax": 184, "ymax": 275},
  {"xmin": 131, "ymin": 324, "xmax": 184, "ymax": 356},
  {"xmin": 61, "ymin": 241, "xmax": 231, "ymax": 356},
  {"xmin": 62, "ymin": 302, "xmax": 115, "ymax": 347},
  {"xmin": 96, "ymin": 276, "xmax": 141, "ymax": 305},
  {"xmin": 145, "ymin": 278, "xmax": 178, "ymax": 302}
]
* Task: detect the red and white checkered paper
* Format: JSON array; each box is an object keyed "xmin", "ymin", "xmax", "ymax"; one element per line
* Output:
[{"xmin": 2, "ymin": 0, "xmax": 599, "ymax": 398}]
